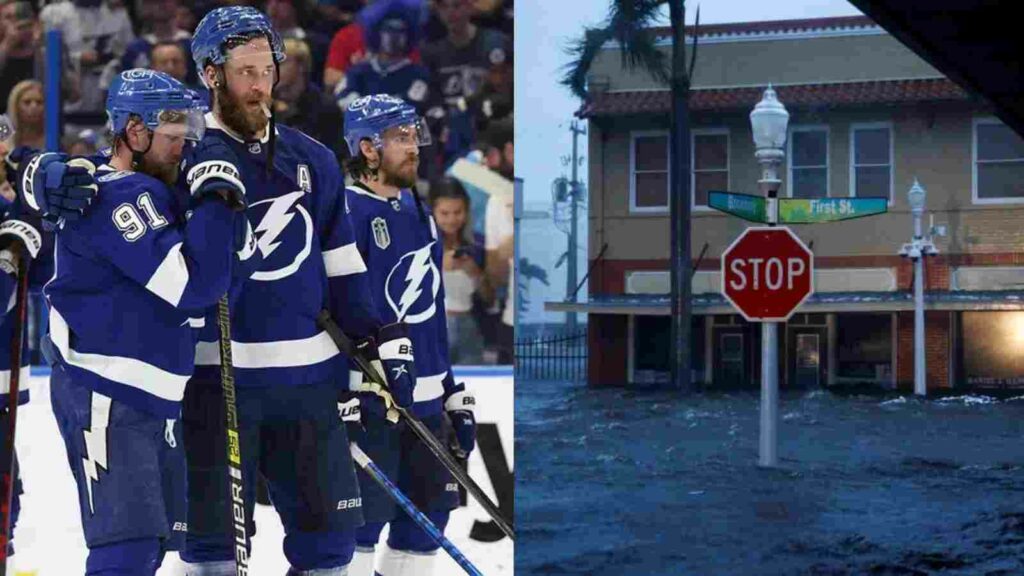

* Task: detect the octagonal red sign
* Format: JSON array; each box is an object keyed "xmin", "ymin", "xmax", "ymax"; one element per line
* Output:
[{"xmin": 721, "ymin": 226, "xmax": 814, "ymax": 322}]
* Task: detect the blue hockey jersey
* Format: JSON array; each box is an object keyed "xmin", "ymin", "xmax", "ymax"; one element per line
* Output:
[
  {"xmin": 191, "ymin": 113, "xmax": 381, "ymax": 388},
  {"xmin": 335, "ymin": 57, "xmax": 441, "ymax": 120},
  {"xmin": 0, "ymin": 204, "xmax": 51, "ymax": 406},
  {"xmin": 44, "ymin": 164, "xmax": 240, "ymax": 417},
  {"xmin": 345, "ymin": 183, "xmax": 453, "ymax": 417}
]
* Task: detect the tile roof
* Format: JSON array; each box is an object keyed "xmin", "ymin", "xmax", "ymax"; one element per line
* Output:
[
  {"xmin": 578, "ymin": 78, "xmax": 973, "ymax": 118},
  {"xmin": 649, "ymin": 15, "xmax": 878, "ymax": 39}
]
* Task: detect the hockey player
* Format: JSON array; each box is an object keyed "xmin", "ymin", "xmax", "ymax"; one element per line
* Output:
[
  {"xmin": 0, "ymin": 176, "xmax": 44, "ymax": 566},
  {"xmin": 340, "ymin": 94, "xmax": 477, "ymax": 576},
  {"xmin": 180, "ymin": 8, "xmax": 416, "ymax": 576},
  {"xmin": 41, "ymin": 68, "xmax": 255, "ymax": 575},
  {"xmin": 0, "ymin": 114, "xmax": 92, "ymax": 566}
]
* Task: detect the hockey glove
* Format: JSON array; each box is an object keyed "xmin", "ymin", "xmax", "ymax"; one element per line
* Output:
[
  {"xmin": 15, "ymin": 151, "xmax": 97, "ymax": 223},
  {"xmin": 375, "ymin": 323, "xmax": 416, "ymax": 410},
  {"xmin": 443, "ymin": 380, "xmax": 476, "ymax": 459},
  {"xmin": 351, "ymin": 324, "xmax": 415, "ymax": 423},
  {"xmin": 186, "ymin": 139, "xmax": 246, "ymax": 211},
  {"xmin": 0, "ymin": 213, "xmax": 42, "ymax": 262}
]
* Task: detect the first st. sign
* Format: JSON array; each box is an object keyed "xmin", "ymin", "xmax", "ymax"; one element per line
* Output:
[{"xmin": 721, "ymin": 227, "xmax": 814, "ymax": 322}]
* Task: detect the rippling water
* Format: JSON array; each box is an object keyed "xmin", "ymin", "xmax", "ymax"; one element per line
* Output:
[{"xmin": 516, "ymin": 380, "xmax": 1024, "ymax": 575}]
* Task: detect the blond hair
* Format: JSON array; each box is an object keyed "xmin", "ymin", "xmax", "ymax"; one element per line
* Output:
[{"xmin": 5, "ymin": 79, "xmax": 43, "ymax": 144}]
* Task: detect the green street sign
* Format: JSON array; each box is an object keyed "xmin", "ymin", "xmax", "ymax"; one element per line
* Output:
[
  {"xmin": 708, "ymin": 191, "xmax": 767, "ymax": 223},
  {"xmin": 778, "ymin": 197, "xmax": 888, "ymax": 223}
]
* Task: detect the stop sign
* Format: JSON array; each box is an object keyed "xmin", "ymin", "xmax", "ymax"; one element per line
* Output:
[{"xmin": 721, "ymin": 226, "xmax": 814, "ymax": 322}]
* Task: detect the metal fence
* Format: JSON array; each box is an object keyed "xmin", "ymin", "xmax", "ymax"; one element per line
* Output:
[{"xmin": 514, "ymin": 330, "xmax": 588, "ymax": 381}]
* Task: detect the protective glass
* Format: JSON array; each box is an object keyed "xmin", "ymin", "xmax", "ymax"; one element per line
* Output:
[
  {"xmin": 153, "ymin": 108, "xmax": 206, "ymax": 142},
  {"xmin": 380, "ymin": 118, "xmax": 432, "ymax": 149}
]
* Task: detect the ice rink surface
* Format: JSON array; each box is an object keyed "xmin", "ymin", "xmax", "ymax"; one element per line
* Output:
[{"xmin": 9, "ymin": 371, "xmax": 512, "ymax": 575}]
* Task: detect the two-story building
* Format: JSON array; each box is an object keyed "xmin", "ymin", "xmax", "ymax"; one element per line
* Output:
[{"xmin": 548, "ymin": 16, "xmax": 1024, "ymax": 392}]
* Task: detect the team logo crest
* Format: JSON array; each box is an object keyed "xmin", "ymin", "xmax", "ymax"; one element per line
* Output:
[
  {"xmin": 384, "ymin": 242, "xmax": 440, "ymax": 324},
  {"xmin": 372, "ymin": 217, "xmax": 391, "ymax": 249},
  {"xmin": 250, "ymin": 191, "xmax": 313, "ymax": 281}
]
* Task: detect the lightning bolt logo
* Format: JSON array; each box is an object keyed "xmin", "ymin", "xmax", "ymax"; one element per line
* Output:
[
  {"xmin": 385, "ymin": 242, "xmax": 441, "ymax": 324},
  {"xmin": 82, "ymin": 393, "xmax": 112, "ymax": 515},
  {"xmin": 255, "ymin": 191, "xmax": 304, "ymax": 258}
]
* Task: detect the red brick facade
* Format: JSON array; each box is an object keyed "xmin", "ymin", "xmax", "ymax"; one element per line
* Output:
[{"xmin": 895, "ymin": 311, "xmax": 951, "ymax": 390}]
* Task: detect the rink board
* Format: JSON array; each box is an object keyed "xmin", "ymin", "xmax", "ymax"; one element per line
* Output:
[{"xmin": 9, "ymin": 366, "xmax": 513, "ymax": 575}]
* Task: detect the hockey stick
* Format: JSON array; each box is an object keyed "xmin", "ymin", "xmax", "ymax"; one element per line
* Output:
[
  {"xmin": 0, "ymin": 251, "xmax": 30, "ymax": 574},
  {"xmin": 349, "ymin": 443, "xmax": 483, "ymax": 576},
  {"xmin": 217, "ymin": 295, "xmax": 250, "ymax": 574},
  {"xmin": 316, "ymin": 310, "xmax": 515, "ymax": 541}
]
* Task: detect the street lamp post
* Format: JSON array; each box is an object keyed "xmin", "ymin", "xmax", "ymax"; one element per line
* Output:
[
  {"xmin": 749, "ymin": 85, "xmax": 789, "ymax": 468},
  {"xmin": 899, "ymin": 179, "xmax": 937, "ymax": 396}
]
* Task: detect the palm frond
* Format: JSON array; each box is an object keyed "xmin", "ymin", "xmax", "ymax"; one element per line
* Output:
[
  {"xmin": 561, "ymin": 26, "xmax": 616, "ymax": 100},
  {"xmin": 561, "ymin": 0, "xmax": 672, "ymax": 100}
]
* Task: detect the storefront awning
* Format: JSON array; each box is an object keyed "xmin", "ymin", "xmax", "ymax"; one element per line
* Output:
[{"xmin": 546, "ymin": 291, "xmax": 1024, "ymax": 316}]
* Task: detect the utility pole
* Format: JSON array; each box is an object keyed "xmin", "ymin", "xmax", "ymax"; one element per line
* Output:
[{"xmin": 564, "ymin": 121, "xmax": 586, "ymax": 332}]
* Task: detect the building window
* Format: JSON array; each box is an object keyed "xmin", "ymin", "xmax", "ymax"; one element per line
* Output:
[
  {"xmin": 973, "ymin": 118, "xmax": 1024, "ymax": 204},
  {"xmin": 836, "ymin": 313, "xmax": 892, "ymax": 384},
  {"xmin": 960, "ymin": 311, "xmax": 1024, "ymax": 388},
  {"xmin": 788, "ymin": 126, "xmax": 829, "ymax": 198},
  {"xmin": 850, "ymin": 123, "xmax": 893, "ymax": 201},
  {"xmin": 630, "ymin": 131, "xmax": 669, "ymax": 212},
  {"xmin": 692, "ymin": 129, "xmax": 729, "ymax": 208}
]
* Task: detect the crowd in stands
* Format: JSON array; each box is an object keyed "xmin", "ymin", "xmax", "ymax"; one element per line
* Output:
[{"xmin": 0, "ymin": 0, "xmax": 514, "ymax": 364}]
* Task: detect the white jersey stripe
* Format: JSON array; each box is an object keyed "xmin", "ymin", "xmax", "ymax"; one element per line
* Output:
[
  {"xmin": 323, "ymin": 242, "xmax": 367, "ymax": 278},
  {"xmin": 194, "ymin": 330, "xmax": 340, "ymax": 368},
  {"xmin": 145, "ymin": 242, "xmax": 190, "ymax": 307},
  {"xmin": 0, "ymin": 365, "xmax": 32, "ymax": 395},
  {"xmin": 49, "ymin": 307, "xmax": 190, "ymax": 402},
  {"xmin": 349, "ymin": 369, "xmax": 446, "ymax": 404}
]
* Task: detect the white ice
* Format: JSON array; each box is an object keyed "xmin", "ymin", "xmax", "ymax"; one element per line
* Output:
[{"xmin": 9, "ymin": 374, "xmax": 512, "ymax": 575}]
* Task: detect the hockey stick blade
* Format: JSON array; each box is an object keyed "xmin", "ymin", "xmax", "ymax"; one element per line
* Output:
[
  {"xmin": 316, "ymin": 310, "xmax": 515, "ymax": 541},
  {"xmin": 350, "ymin": 443, "xmax": 484, "ymax": 576}
]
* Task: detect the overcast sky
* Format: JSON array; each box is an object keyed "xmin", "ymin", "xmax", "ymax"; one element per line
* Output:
[{"xmin": 515, "ymin": 0, "xmax": 868, "ymax": 209}]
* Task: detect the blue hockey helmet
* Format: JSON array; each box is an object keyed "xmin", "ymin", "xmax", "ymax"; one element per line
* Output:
[
  {"xmin": 191, "ymin": 6, "xmax": 285, "ymax": 76},
  {"xmin": 106, "ymin": 69, "xmax": 207, "ymax": 141},
  {"xmin": 343, "ymin": 94, "xmax": 431, "ymax": 157}
]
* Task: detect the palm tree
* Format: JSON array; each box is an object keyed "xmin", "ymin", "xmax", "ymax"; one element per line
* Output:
[{"xmin": 562, "ymin": 0, "xmax": 699, "ymax": 391}]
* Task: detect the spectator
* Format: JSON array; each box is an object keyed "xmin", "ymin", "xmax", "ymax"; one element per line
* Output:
[
  {"xmin": 120, "ymin": 0, "xmax": 194, "ymax": 83},
  {"xmin": 62, "ymin": 128, "xmax": 101, "ymax": 157},
  {"xmin": 174, "ymin": 3, "xmax": 197, "ymax": 33},
  {"xmin": 479, "ymin": 116, "xmax": 512, "ymax": 179},
  {"xmin": 5, "ymin": 79, "xmax": 44, "ymax": 151},
  {"xmin": 274, "ymin": 37, "xmax": 346, "ymax": 158},
  {"xmin": 267, "ymin": 0, "xmax": 330, "ymax": 87},
  {"xmin": 432, "ymin": 179, "xmax": 490, "ymax": 364},
  {"xmin": 336, "ymin": 1, "xmax": 439, "ymax": 113},
  {"xmin": 0, "ymin": 0, "xmax": 43, "ymax": 113},
  {"xmin": 422, "ymin": 0, "xmax": 510, "ymax": 124},
  {"xmin": 311, "ymin": 0, "xmax": 362, "ymax": 37},
  {"xmin": 149, "ymin": 41, "xmax": 188, "ymax": 82},
  {"xmin": 43, "ymin": 0, "xmax": 135, "ymax": 114},
  {"xmin": 483, "ymin": 173, "xmax": 513, "ymax": 364},
  {"xmin": 322, "ymin": 0, "xmax": 422, "ymax": 91}
]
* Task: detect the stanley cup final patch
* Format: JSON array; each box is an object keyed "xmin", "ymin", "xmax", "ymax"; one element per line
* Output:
[{"xmin": 372, "ymin": 217, "xmax": 391, "ymax": 250}]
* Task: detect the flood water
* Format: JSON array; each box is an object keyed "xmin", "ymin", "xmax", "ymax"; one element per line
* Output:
[{"xmin": 516, "ymin": 380, "xmax": 1024, "ymax": 575}]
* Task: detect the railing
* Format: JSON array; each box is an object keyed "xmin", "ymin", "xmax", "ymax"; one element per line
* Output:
[{"xmin": 514, "ymin": 330, "xmax": 588, "ymax": 382}]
